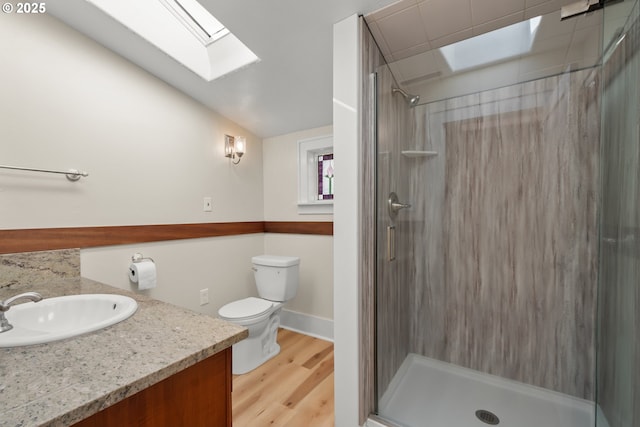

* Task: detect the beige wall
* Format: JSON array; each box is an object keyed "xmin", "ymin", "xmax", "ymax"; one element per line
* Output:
[
  {"xmin": 263, "ymin": 233, "xmax": 333, "ymax": 319},
  {"xmin": 80, "ymin": 236, "xmax": 263, "ymax": 317},
  {"xmin": 262, "ymin": 125, "xmax": 333, "ymax": 221},
  {"xmin": 1, "ymin": 12, "xmax": 333, "ymax": 324},
  {"xmin": 262, "ymin": 126, "xmax": 334, "ymax": 323}
]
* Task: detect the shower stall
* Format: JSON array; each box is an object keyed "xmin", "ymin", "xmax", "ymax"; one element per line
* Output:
[{"xmin": 361, "ymin": 1, "xmax": 640, "ymax": 426}]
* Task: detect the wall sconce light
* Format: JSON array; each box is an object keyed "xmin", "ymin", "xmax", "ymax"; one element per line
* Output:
[{"xmin": 225, "ymin": 134, "xmax": 246, "ymax": 165}]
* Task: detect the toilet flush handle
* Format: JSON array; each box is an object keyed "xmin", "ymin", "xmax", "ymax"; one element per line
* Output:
[{"xmin": 251, "ymin": 267, "xmax": 257, "ymax": 272}]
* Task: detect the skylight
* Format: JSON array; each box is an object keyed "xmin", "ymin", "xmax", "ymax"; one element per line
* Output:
[
  {"xmin": 440, "ymin": 16, "xmax": 542, "ymax": 73},
  {"xmin": 159, "ymin": 0, "xmax": 229, "ymax": 46},
  {"xmin": 88, "ymin": 0, "xmax": 259, "ymax": 82}
]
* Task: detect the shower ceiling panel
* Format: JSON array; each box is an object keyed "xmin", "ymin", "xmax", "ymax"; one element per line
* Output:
[
  {"xmin": 365, "ymin": 0, "xmax": 580, "ymax": 62},
  {"xmin": 364, "ymin": 0, "xmax": 612, "ymax": 95}
]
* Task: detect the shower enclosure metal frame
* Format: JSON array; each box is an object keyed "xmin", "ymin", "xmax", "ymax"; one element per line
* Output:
[{"xmin": 357, "ymin": 1, "xmax": 640, "ymax": 424}]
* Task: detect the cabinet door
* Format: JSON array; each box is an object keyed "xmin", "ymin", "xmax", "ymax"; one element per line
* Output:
[{"xmin": 73, "ymin": 348, "xmax": 232, "ymax": 427}]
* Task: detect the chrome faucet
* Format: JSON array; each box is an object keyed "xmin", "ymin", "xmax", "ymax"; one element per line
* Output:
[{"xmin": 0, "ymin": 292, "xmax": 43, "ymax": 333}]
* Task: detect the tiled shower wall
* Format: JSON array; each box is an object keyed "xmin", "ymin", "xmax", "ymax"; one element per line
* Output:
[
  {"xmin": 406, "ymin": 69, "xmax": 600, "ymax": 400},
  {"xmin": 598, "ymin": 0, "xmax": 640, "ymax": 424}
]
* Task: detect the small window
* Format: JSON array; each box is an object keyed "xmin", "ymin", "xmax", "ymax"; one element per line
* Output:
[
  {"xmin": 298, "ymin": 135, "xmax": 333, "ymax": 214},
  {"xmin": 317, "ymin": 153, "xmax": 334, "ymax": 200}
]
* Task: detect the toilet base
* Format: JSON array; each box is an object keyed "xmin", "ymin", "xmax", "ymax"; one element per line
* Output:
[{"xmin": 232, "ymin": 315, "xmax": 281, "ymax": 375}]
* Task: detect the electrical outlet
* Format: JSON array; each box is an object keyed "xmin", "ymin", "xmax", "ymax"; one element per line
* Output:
[
  {"xmin": 203, "ymin": 197, "xmax": 212, "ymax": 212},
  {"xmin": 199, "ymin": 288, "xmax": 209, "ymax": 306}
]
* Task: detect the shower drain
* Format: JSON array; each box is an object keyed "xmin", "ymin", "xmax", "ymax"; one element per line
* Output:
[{"xmin": 475, "ymin": 409, "xmax": 500, "ymax": 425}]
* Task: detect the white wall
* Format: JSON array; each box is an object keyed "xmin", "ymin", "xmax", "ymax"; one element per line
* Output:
[
  {"xmin": 262, "ymin": 126, "xmax": 334, "ymax": 337},
  {"xmin": 0, "ymin": 12, "xmax": 264, "ymax": 314},
  {"xmin": 333, "ymin": 14, "xmax": 362, "ymax": 427},
  {"xmin": 1, "ymin": 12, "xmax": 334, "ymax": 327},
  {"xmin": 0, "ymin": 12, "xmax": 262, "ymax": 229}
]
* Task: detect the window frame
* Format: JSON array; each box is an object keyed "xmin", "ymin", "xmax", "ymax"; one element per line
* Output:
[{"xmin": 297, "ymin": 135, "xmax": 333, "ymax": 215}]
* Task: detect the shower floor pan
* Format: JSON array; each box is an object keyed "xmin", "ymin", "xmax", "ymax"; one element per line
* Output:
[{"xmin": 377, "ymin": 354, "xmax": 593, "ymax": 427}]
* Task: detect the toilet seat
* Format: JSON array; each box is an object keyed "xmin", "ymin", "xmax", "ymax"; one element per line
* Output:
[{"xmin": 218, "ymin": 297, "xmax": 275, "ymax": 323}]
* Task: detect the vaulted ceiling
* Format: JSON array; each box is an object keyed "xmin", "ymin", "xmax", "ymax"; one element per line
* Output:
[{"xmin": 47, "ymin": 0, "xmax": 585, "ymax": 138}]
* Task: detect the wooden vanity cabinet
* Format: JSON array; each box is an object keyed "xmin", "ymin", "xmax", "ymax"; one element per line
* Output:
[{"xmin": 72, "ymin": 347, "xmax": 232, "ymax": 427}]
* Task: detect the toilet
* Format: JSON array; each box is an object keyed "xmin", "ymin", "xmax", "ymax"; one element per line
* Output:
[{"xmin": 218, "ymin": 255, "xmax": 300, "ymax": 374}]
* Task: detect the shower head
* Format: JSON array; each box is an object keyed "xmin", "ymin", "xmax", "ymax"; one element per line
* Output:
[{"xmin": 392, "ymin": 87, "xmax": 420, "ymax": 107}]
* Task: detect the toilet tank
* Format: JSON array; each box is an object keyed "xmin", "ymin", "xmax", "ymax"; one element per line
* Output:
[{"xmin": 252, "ymin": 255, "xmax": 300, "ymax": 302}]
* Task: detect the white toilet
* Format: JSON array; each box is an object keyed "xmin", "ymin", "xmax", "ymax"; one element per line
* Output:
[{"xmin": 218, "ymin": 255, "xmax": 300, "ymax": 374}]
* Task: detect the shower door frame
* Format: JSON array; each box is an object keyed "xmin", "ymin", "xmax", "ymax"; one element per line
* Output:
[{"xmin": 359, "ymin": 16, "xmax": 382, "ymax": 425}]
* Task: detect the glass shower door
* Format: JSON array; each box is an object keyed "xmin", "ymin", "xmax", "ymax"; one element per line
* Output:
[
  {"xmin": 374, "ymin": 59, "xmax": 413, "ymax": 420},
  {"xmin": 597, "ymin": 1, "xmax": 640, "ymax": 426},
  {"xmin": 372, "ymin": 6, "xmax": 605, "ymax": 427}
]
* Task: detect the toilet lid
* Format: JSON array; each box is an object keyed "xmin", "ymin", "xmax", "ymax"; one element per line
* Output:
[{"xmin": 219, "ymin": 297, "xmax": 273, "ymax": 320}]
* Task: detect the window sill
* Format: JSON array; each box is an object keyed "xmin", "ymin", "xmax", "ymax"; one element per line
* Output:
[{"xmin": 297, "ymin": 202, "xmax": 333, "ymax": 215}]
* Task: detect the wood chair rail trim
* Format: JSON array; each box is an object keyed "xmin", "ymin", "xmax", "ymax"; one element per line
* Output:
[{"xmin": 0, "ymin": 221, "xmax": 333, "ymax": 254}]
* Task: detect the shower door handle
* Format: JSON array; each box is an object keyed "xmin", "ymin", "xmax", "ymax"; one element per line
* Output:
[
  {"xmin": 387, "ymin": 225, "xmax": 396, "ymax": 262},
  {"xmin": 391, "ymin": 201, "xmax": 411, "ymax": 211},
  {"xmin": 388, "ymin": 192, "xmax": 411, "ymax": 218}
]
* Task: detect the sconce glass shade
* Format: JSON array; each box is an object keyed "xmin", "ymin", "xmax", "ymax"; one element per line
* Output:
[
  {"xmin": 224, "ymin": 134, "xmax": 245, "ymax": 164},
  {"xmin": 235, "ymin": 136, "xmax": 246, "ymax": 156},
  {"xmin": 225, "ymin": 134, "xmax": 235, "ymax": 157}
]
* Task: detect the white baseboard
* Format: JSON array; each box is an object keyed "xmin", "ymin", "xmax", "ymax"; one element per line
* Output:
[{"xmin": 280, "ymin": 309, "xmax": 333, "ymax": 342}]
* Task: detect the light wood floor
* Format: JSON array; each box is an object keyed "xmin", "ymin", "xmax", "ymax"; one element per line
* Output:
[{"xmin": 232, "ymin": 328, "xmax": 335, "ymax": 427}]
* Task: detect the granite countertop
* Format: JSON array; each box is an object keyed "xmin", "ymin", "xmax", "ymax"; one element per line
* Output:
[{"xmin": 0, "ymin": 277, "xmax": 248, "ymax": 427}]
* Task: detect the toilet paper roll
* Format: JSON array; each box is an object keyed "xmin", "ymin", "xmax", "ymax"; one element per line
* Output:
[{"xmin": 128, "ymin": 260, "xmax": 156, "ymax": 290}]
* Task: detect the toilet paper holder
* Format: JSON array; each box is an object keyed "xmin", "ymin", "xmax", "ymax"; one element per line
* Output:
[{"xmin": 131, "ymin": 252, "xmax": 155, "ymax": 263}]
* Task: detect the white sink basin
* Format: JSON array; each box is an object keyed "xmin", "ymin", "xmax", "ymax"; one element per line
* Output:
[{"xmin": 0, "ymin": 294, "xmax": 138, "ymax": 347}]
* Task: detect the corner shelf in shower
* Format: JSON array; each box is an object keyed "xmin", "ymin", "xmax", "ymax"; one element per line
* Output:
[{"xmin": 401, "ymin": 150, "xmax": 438, "ymax": 158}]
